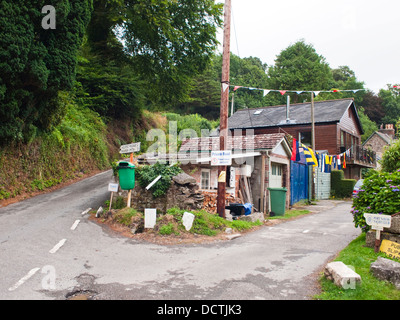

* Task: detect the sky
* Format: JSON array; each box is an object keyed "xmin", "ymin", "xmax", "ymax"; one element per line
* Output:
[{"xmin": 217, "ymin": 0, "xmax": 400, "ymax": 94}]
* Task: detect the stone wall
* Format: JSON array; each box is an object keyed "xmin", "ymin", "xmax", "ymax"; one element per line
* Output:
[
  {"xmin": 128, "ymin": 172, "xmax": 205, "ymax": 213},
  {"xmin": 366, "ymin": 214, "xmax": 400, "ymax": 248}
]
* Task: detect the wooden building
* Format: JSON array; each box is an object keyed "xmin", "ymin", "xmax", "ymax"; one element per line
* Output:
[{"xmin": 227, "ymin": 98, "xmax": 376, "ymax": 180}]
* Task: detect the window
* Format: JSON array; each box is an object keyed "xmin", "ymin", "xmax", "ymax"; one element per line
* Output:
[
  {"xmin": 271, "ymin": 164, "xmax": 282, "ymax": 176},
  {"xmin": 201, "ymin": 169, "xmax": 211, "ymax": 190},
  {"xmin": 299, "ymin": 131, "xmax": 311, "ymax": 147}
]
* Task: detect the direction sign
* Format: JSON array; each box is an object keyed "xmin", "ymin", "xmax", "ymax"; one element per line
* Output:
[
  {"xmin": 364, "ymin": 213, "xmax": 392, "ymax": 229},
  {"xmin": 119, "ymin": 142, "xmax": 141, "ymax": 154},
  {"xmin": 211, "ymin": 150, "xmax": 232, "ymax": 166}
]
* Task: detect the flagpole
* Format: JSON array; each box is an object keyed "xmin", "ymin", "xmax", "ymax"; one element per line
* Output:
[
  {"xmin": 311, "ymin": 92, "xmax": 315, "ymax": 201},
  {"xmin": 217, "ymin": 0, "xmax": 231, "ymax": 218}
]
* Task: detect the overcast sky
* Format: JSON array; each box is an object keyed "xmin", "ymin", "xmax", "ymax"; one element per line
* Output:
[{"xmin": 217, "ymin": 0, "xmax": 400, "ymax": 94}]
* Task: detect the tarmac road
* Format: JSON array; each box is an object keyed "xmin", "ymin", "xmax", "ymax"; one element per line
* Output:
[{"xmin": 0, "ymin": 170, "xmax": 360, "ymax": 300}]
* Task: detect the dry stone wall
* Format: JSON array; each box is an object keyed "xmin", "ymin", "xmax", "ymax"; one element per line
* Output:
[{"xmin": 128, "ymin": 172, "xmax": 204, "ymax": 213}]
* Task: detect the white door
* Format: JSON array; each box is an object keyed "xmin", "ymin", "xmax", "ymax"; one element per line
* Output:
[{"xmin": 270, "ymin": 163, "xmax": 283, "ymax": 188}]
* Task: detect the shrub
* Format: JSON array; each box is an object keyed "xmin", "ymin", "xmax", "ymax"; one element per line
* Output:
[
  {"xmin": 331, "ymin": 170, "xmax": 356, "ymax": 198},
  {"xmin": 136, "ymin": 162, "xmax": 182, "ymax": 197},
  {"xmin": 351, "ymin": 169, "xmax": 400, "ymax": 232}
]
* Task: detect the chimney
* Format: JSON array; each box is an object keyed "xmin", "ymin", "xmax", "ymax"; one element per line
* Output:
[{"xmin": 379, "ymin": 124, "xmax": 396, "ymax": 139}]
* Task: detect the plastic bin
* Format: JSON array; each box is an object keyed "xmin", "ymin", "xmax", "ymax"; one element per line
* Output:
[
  {"xmin": 268, "ymin": 187, "xmax": 287, "ymax": 216},
  {"xmin": 117, "ymin": 161, "xmax": 135, "ymax": 190}
]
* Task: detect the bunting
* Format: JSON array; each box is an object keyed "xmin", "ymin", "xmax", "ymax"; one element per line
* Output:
[
  {"xmin": 301, "ymin": 144, "xmax": 318, "ymax": 167},
  {"xmin": 290, "ymin": 138, "xmax": 300, "ymax": 162},
  {"xmin": 232, "ymin": 85, "xmax": 364, "ymax": 96}
]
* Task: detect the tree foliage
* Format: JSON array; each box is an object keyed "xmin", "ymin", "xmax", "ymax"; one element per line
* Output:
[
  {"xmin": 0, "ymin": 0, "xmax": 92, "ymax": 143},
  {"xmin": 268, "ymin": 40, "xmax": 333, "ymax": 97}
]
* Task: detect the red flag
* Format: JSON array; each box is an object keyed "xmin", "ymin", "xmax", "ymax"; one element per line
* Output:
[
  {"xmin": 279, "ymin": 90, "xmax": 287, "ymax": 95},
  {"xmin": 291, "ymin": 138, "xmax": 300, "ymax": 161}
]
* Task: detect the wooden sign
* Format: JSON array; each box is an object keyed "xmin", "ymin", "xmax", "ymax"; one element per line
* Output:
[
  {"xmin": 364, "ymin": 213, "xmax": 392, "ymax": 252},
  {"xmin": 380, "ymin": 240, "xmax": 400, "ymax": 260},
  {"xmin": 364, "ymin": 213, "xmax": 392, "ymax": 229}
]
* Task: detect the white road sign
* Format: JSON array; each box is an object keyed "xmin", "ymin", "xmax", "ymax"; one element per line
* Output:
[
  {"xmin": 211, "ymin": 150, "xmax": 232, "ymax": 166},
  {"xmin": 108, "ymin": 183, "xmax": 119, "ymax": 193},
  {"xmin": 119, "ymin": 142, "xmax": 141, "ymax": 154},
  {"xmin": 364, "ymin": 213, "xmax": 392, "ymax": 229}
]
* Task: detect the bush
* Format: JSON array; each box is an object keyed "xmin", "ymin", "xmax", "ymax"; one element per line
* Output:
[
  {"xmin": 331, "ymin": 170, "xmax": 356, "ymax": 198},
  {"xmin": 351, "ymin": 169, "xmax": 400, "ymax": 232},
  {"xmin": 135, "ymin": 162, "xmax": 182, "ymax": 197}
]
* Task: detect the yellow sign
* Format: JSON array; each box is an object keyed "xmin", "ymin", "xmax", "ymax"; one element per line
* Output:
[
  {"xmin": 218, "ymin": 171, "xmax": 226, "ymax": 182},
  {"xmin": 380, "ymin": 240, "xmax": 400, "ymax": 260}
]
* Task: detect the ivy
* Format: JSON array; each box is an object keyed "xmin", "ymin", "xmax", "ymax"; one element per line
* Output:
[{"xmin": 136, "ymin": 162, "xmax": 182, "ymax": 198}]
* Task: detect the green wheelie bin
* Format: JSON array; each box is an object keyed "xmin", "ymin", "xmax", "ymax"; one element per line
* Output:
[
  {"xmin": 268, "ymin": 187, "xmax": 287, "ymax": 216},
  {"xmin": 117, "ymin": 161, "xmax": 135, "ymax": 190}
]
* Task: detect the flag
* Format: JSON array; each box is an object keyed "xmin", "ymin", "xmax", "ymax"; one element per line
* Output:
[
  {"xmin": 279, "ymin": 90, "xmax": 287, "ymax": 95},
  {"xmin": 291, "ymin": 138, "xmax": 300, "ymax": 161},
  {"xmin": 301, "ymin": 144, "xmax": 318, "ymax": 166}
]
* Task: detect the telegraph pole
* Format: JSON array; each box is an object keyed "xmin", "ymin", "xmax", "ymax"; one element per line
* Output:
[{"xmin": 217, "ymin": 0, "xmax": 231, "ymax": 218}]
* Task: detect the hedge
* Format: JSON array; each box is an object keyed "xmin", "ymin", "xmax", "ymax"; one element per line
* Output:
[{"xmin": 331, "ymin": 170, "xmax": 356, "ymax": 198}]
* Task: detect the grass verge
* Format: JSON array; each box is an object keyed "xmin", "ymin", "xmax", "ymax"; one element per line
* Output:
[{"xmin": 314, "ymin": 233, "xmax": 400, "ymax": 300}]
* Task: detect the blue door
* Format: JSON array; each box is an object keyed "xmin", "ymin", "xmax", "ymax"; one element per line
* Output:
[{"xmin": 290, "ymin": 160, "xmax": 309, "ymax": 205}]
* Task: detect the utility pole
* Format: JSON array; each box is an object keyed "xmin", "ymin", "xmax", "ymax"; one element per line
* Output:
[
  {"xmin": 217, "ymin": 0, "xmax": 231, "ymax": 218},
  {"xmin": 311, "ymin": 92, "xmax": 316, "ymax": 201}
]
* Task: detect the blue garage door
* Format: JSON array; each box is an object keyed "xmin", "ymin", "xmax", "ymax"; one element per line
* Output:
[{"xmin": 290, "ymin": 160, "xmax": 309, "ymax": 205}]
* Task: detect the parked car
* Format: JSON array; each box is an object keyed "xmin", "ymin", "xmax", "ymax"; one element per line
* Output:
[{"xmin": 353, "ymin": 179, "xmax": 364, "ymax": 196}]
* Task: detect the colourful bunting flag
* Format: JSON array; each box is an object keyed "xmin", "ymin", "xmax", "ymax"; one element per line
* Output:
[
  {"xmin": 291, "ymin": 138, "xmax": 300, "ymax": 162},
  {"xmin": 301, "ymin": 144, "xmax": 318, "ymax": 167}
]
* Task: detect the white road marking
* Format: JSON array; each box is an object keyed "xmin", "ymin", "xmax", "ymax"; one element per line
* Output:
[
  {"xmin": 81, "ymin": 208, "xmax": 91, "ymax": 216},
  {"xmin": 302, "ymin": 230, "xmax": 310, "ymax": 233},
  {"xmin": 49, "ymin": 239, "xmax": 67, "ymax": 254},
  {"xmin": 70, "ymin": 220, "xmax": 80, "ymax": 231},
  {"xmin": 8, "ymin": 267, "xmax": 40, "ymax": 291}
]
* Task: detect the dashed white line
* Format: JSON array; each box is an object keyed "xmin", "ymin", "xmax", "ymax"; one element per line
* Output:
[
  {"xmin": 302, "ymin": 229, "xmax": 310, "ymax": 233},
  {"xmin": 49, "ymin": 239, "xmax": 67, "ymax": 254},
  {"xmin": 8, "ymin": 267, "xmax": 40, "ymax": 291},
  {"xmin": 70, "ymin": 219, "xmax": 80, "ymax": 231}
]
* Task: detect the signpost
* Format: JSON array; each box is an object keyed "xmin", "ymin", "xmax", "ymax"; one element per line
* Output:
[
  {"xmin": 107, "ymin": 183, "xmax": 119, "ymax": 214},
  {"xmin": 211, "ymin": 150, "xmax": 232, "ymax": 166},
  {"xmin": 380, "ymin": 239, "xmax": 400, "ymax": 260},
  {"xmin": 364, "ymin": 213, "xmax": 392, "ymax": 252},
  {"xmin": 119, "ymin": 142, "xmax": 140, "ymax": 207},
  {"xmin": 119, "ymin": 142, "xmax": 141, "ymax": 154}
]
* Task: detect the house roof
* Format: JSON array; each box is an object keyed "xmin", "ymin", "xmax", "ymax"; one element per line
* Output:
[
  {"xmin": 363, "ymin": 131, "xmax": 395, "ymax": 146},
  {"xmin": 228, "ymin": 98, "xmax": 361, "ymax": 131},
  {"xmin": 180, "ymin": 133, "xmax": 288, "ymax": 152}
]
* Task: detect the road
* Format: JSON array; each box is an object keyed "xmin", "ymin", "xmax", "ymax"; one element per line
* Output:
[{"xmin": 0, "ymin": 171, "xmax": 360, "ymax": 300}]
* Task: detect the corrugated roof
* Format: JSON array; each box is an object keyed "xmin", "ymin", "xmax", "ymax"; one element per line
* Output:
[
  {"xmin": 228, "ymin": 98, "xmax": 356, "ymax": 129},
  {"xmin": 180, "ymin": 133, "xmax": 287, "ymax": 152}
]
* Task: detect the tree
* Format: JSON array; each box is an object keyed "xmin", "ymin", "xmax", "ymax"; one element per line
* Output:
[
  {"xmin": 360, "ymin": 91, "xmax": 385, "ymax": 124},
  {"xmin": 267, "ymin": 40, "xmax": 333, "ymax": 102},
  {"xmin": 378, "ymin": 85, "xmax": 400, "ymax": 125},
  {"xmin": 0, "ymin": 0, "xmax": 92, "ymax": 144}
]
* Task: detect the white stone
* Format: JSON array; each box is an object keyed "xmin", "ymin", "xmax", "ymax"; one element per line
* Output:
[
  {"xmin": 144, "ymin": 208, "xmax": 157, "ymax": 228},
  {"xmin": 182, "ymin": 212, "xmax": 195, "ymax": 231},
  {"xmin": 324, "ymin": 261, "xmax": 361, "ymax": 289}
]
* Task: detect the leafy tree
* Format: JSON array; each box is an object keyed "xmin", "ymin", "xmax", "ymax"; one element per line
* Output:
[
  {"xmin": 378, "ymin": 85, "xmax": 400, "ymax": 125},
  {"xmin": 358, "ymin": 107, "xmax": 378, "ymax": 142},
  {"xmin": 267, "ymin": 40, "xmax": 333, "ymax": 102},
  {"xmin": 88, "ymin": 0, "xmax": 223, "ymax": 106},
  {"xmin": 0, "ymin": 0, "xmax": 92, "ymax": 144},
  {"xmin": 380, "ymin": 139, "xmax": 400, "ymax": 173},
  {"xmin": 360, "ymin": 90, "xmax": 385, "ymax": 124}
]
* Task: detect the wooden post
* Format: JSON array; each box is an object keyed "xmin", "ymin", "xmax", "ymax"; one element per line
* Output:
[
  {"xmin": 260, "ymin": 153, "xmax": 266, "ymax": 213},
  {"xmin": 311, "ymin": 92, "xmax": 315, "ymax": 200},
  {"xmin": 217, "ymin": 0, "xmax": 231, "ymax": 218}
]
